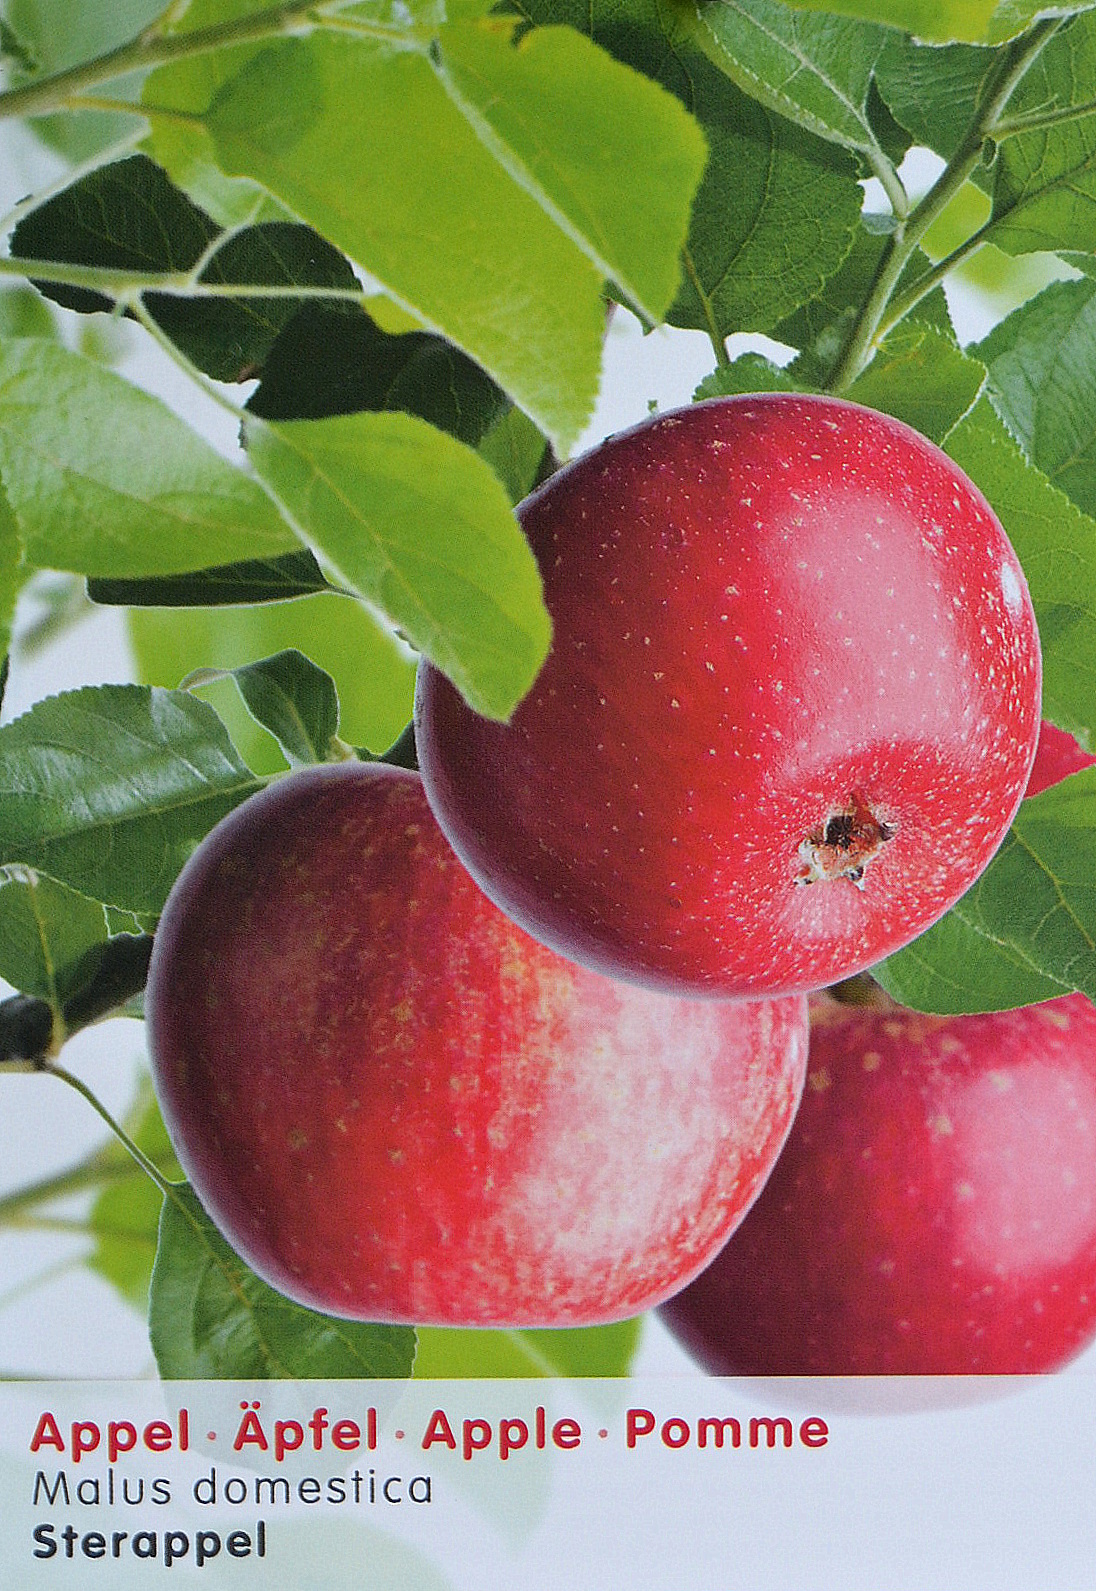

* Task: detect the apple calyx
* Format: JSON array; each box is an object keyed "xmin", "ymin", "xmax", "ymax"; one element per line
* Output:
[{"xmin": 797, "ymin": 789, "xmax": 895, "ymax": 889}]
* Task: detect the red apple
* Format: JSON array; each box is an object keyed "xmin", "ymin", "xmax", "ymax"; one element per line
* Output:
[
  {"xmin": 145, "ymin": 762, "xmax": 808, "ymax": 1328},
  {"xmin": 1025, "ymin": 720, "xmax": 1096, "ymax": 797},
  {"xmin": 660, "ymin": 990, "xmax": 1096, "ymax": 1373},
  {"xmin": 416, "ymin": 393, "xmax": 1041, "ymax": 998}
]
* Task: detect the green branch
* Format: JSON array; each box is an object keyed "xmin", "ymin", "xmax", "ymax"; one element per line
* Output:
[{"xmin": 0, "ymin": 0, "xmax": 323, "ymax": 123}]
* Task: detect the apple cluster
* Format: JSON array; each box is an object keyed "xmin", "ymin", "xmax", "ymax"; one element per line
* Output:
[{"xmin": 144, "ymin": 393, "xmax": 1096, "ymax": 1369}]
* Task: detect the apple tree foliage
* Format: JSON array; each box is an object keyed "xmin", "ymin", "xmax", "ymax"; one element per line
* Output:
[{"xmin": 0, "ymin": 0, "xmax": 1095, "ymax": 1377}]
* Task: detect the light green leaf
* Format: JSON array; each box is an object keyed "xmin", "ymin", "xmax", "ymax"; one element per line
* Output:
[
  {"xmin": 149, "ymin": 14, "xmax": 707, "ymax": 453},
  {"xmin": 697, "ymin": 0, "xmax": 892, "ymax": 159},
  {"xmin": 774, "ymin": 0, "xmax": 1089, "ymax": 45},
  {"xmin": 0, "ymin": 867, "xmax": 109, "ymax": 1008},
  {"xmin": 877, "ymin": 768, "xmax": 1096, "ymax": 1011},
  {"xmin": 197, "ymin": 32, "xmax": 602, "ymax": 454},
  {"xmin": 974, "ymin": 276, "xmax": 1096, "ymax": 517},
  {"xmin": 150, "ymin": 1184, "xmax": 416, "ymax": 1379},
  {"xmin": 846, "ymin": 321, "xmax": 986, "ymax": 443},
  {"xmin": 413, "ymin": 1318, "xmax": 643, "ymax": 1377},
  {"xmin": 4, "ymin": 0, "xmax": 157, "ymax": 160},
  {"xmin": 0, "ymin": 684, "xmax": 262, "ymax": 914},
  {"xmin": 944, "ymin": 396, "xmax": 1096, "ymax": 749},
  {"xmin": 0, "ymin": 338, "xmax": 297, "ymax": 578},
  {"xmin": 430, "ymin": 18, "xmax": 708, "ymax": 323},
  {"xmin": 225, "ymin": 649, "xmax": 342, "ymax": 767},
  {"xmin": 243, "ymin": 409, "xmax": 551, "ymax": 721},
  {"xmin": 695, "ymin": 352, "xmax": 804, "ymax": 399}
]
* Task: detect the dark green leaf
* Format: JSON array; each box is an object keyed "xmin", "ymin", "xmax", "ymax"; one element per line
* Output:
[
  {"xmin": 11, "ymin": 153, "xmax": 219, "ymax": 316},
  {"xmin": 695, "ymin": 352, "xmax": 804, "ymax": 399},
  {"xmin": 88, "ymin": 550, "xmax": 331, "ymax": 608},
  {"xmin": 974, "ymin": 276, "xmax": 1096, "ymax": 517},
  {"xmin": 877, "ymin": 768, "xmax": 1096, "ymax": 1011},
  {"xmin": 413, "ymin": 1318, "xmax": 642, "ymax": 1377},
  {"xmin": 873, "ymin": 33, "xmax": 997, "ymax": 162},
  {"xmin": 772, "ymin": 224, "xmax": 954, "ymax": 384},
  {"xmin": 225, "ymin": 649, "xmax": 341, "ymax": 767},
  {"xmin": 944, "ymin": 396, "xmax": 1096, "ymax": 750},
  {"xmin": 761, "ymin": 0, "xmax": 1089, "ymax": 45},
  {"xmin": 846, "ymin": 321, "xmax": 986, "ymax": 443},
  {"xmin": 696, "ymin": 0, "xmax": 892, "ymax": 161},
  {"xmin": 990, "ymin": 12, "xmax": 1096, "ymax": 257},
  {"xmin": 243, "ymin": 410, "xmax": 551, "ymax": 721},
  {"xmin": 150, "ymin": 1184, "xmax": 416, "ymax": 1379},
  {"xmin": 0, "ymin": 338, "xmax": 298, "ymax": 577},
  {"xmin": 11, "ymin": 154, "xmax": 363, "ymax": 382},
  {"xmin": 246, "ymin": 303, "xmax": 509, "ymax": 447},
  {"xmin": 0, "ymin": 685, "xmax": 262, "ymax": 914}
]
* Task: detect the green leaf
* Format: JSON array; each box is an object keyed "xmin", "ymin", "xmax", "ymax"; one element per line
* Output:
[
  {"xmin": 11, "ymin": 153, "xmax": 220, "ymax": 317},
  {"xmin": 432, "ymin": 18, "xmax": 707, "ymax": 322},
  {"xmin": 0, "ymin": 338, "xmax": 298, "ymax": 577},
  {"xmin": 0, "ymin": 684, "xmax": 262, "ymax": 914},
  {"xmin": 128, "ymin": 592, "xmax": 416, "ymax": 774},
  {"xmin": 150, "ymin": 1184, "xmax": 416, "ymax": 1379},
  {"xmin": 11, "ymin": 152, "xmax": 367, "ymax": 381},
  {"xmin": 696, "ymin": 0, "xmax": 892, "ymax": 160},
  {"xmin": 246, "ymin": 303, "xmax": 509, "ymax": 447},
  {"xmin": 874, "ymin": 888, "xmax": 1068, "ymax": 1012},
  {"xmin": 3, "ymin": 0, "xmax": 157, "ymax": 160},
  {"xmin": 770, "ymin": 0, "xmax": 1089, "ymax": 45},
  {"xmin": 695, "ymin": 352, "xmax": 804, "ymax": 399},
  {"xmin": 12, "ymin": 150, "xmax": 372, "ymax": 383},
  {"xmin": 87, "ymin": 1078, "xmax": 183, "ymax": 1310},
  {"xmin": 223, "ymin": 649, "xmax": 341, "ymax": 767},
  {"xmin": 973, "ymin": 276, "xmax": 1096, "ymax": 518},
  {"xmin": 413, "ymin": 1318, "xmax": 643, "ymax": 1377},
  {"xmin": 873, "ymin": 33, "xmax": 997, "ymax": 162},
  {"xmin": 88, "ymin": 550, "xmax": 331, "ymax": 608},
  {"xmin": 243, "ymin": 409, "xmax": 551, "ymax": 721},
  {"xmin": 149, "ymin": 14, "xmax": 707, "ymax": 452},
  {"xmin": 771, "ymin": 224, "xmax": 953, "ymax": 383},
  {"xmin": 876, "ymin": 768, "xmax": 1096, "ymax": 1011},
  {"xmin": 846, "ymin": 321, "xmax": 986, "ymax": 443},
  {"xmin": 0, "ymin": 867, "xmax": 109, "ymax": 1008},
  {"xmin": 476, "ymin": 406, "xmax": 551, "ymax": 506},
  {"xmin": 518, "ymin": 0, "xmax": 862, "ymax": 341},
  {"xmin": 944, "ymin": 396, "xmax": 1096, "ymax": 749},
  {"xmin": 0, "ymin": 285, "xmax": 57, "ymax": 341},
  {"xmin": 989, "ymin": 12, "xmax": 1096, "ymax": 257}
]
